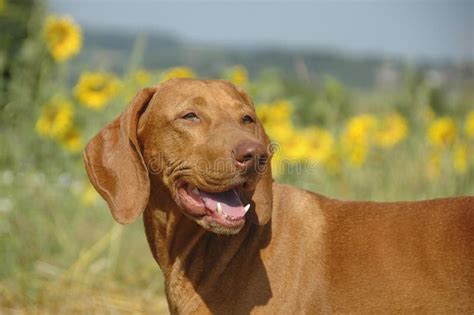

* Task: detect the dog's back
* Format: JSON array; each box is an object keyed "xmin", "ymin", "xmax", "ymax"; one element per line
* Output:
[{"xmin": 285, "ymin": 187, "xmax": 474, "ymax": 313}]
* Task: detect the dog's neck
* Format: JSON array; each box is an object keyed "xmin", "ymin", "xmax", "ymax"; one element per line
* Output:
[{"xmin": 143, "ymin": 176, "xmax": 269, "ymax": 312}]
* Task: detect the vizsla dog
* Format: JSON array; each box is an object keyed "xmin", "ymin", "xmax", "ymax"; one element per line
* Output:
[{"xmin": 84, "ymin": 78, "xmax": 474, "ymax": 314}]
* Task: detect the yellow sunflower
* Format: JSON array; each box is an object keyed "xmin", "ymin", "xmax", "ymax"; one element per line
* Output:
[
  {"xmin": 341, "ymin": 114, "xmax": 378, "ymax": 168},
  {"xmin": 282, "ymin": 130, "xmax": 313, "ymax": 161},
  {"xmin": 342, "ymin": 114, "xmax": 378, "ymax": 144},
  {"xmin": 60, "ymin": 127, "xmax": 83, "ymax": 153},
  {"xmin": 43, "ymin": 15, "xmax": 82, "ymax": 62},
  {"xmin": 74, "ymin": 72, "xmax": 120, "ymax": 110},
  {"xmin": 427, "ymin": 117, "xmax": 457, "ymax": 147},
  {"xmin": 465, "ymin": 111, "xmax": 474, "ymax": 140},
  {"xmin": 375, "ymin": 113, "xmax": 408, "ymax": 148},
  {"xmin": 161, "ymin": 67, "xmax": 195, "ymax": 82},
  {"xmin": 256, "ymin": 102, "xmax": 275, "ymax": 126},
  {"xmin": 36, "ymin": 99, "xmax": 73, "ymax": 138},
  {"xmin": 227, "ymin": 65, "xmax": 248, "ymax": 86},
  {"xmin": 303, "ymin": 127, "xmax": 335, "ymax": 163},
  {"xmin": 257, "ymin": 100, "xmax": 295, "ymax": 145}
]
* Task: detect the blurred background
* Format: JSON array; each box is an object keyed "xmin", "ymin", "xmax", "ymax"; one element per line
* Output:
[{"xmin": 0, "ymin": 0, "xmax": 473, "ymax": 313}]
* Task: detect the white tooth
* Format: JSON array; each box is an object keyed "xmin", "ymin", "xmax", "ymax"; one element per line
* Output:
[
  {"xmin": 244, "ymin": 204, "xmax": 251, "ymax": 213},
  {"xmin": 192, "ymin": 187, "xmax": 199, "ymax": 195},
  {"xmin": 216, "ymin": 202, "xmax": 222, "ymax": 214}
]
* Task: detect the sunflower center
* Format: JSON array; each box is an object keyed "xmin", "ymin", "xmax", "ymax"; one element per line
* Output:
[
  {"xmin": 44, "ymin": 106, "xmax": 59, "ymax": 122},
  {"xmin": 49, "ymin": 25, "xmax": 69, "ymax": 44},
  {"xmin": 89, "ymin": 81, "xmax": 108, "ymax": 93}
]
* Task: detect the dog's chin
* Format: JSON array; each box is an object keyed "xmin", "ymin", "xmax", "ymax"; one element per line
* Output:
[
  {"xmin": 173, "ymin": 180, "xmax": 253, "ymax": 235},
  {"xmin": 193, "ymin": 216, "xmax": 245, "ymax": 235}
]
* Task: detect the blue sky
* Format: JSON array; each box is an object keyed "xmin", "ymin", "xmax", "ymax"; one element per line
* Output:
[{"xmin": 50, "ymin": 0, "xmax": 473, "ymax": 61}]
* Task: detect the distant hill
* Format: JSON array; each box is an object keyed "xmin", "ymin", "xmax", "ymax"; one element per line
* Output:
[{"xmin": 78, "ymin": 28, "xmax": 473, "ymax": 89}]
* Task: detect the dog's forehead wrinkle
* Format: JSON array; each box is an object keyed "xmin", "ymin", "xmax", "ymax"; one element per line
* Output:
[
  {"xmin": 233, "ymin": 102, "xmax": 253, "ymax": 112},
  {"xmin": 192, "ymin": 96, "xmax": 207, "ymax": 107},
  {"xmin": 176, "ymin": 94, "xmax": 208, "ymax": 107}
]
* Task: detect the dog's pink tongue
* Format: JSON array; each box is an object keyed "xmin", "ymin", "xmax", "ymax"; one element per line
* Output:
[{"xmin": 201, "ymin": 189, "xmax": 245, "ymax": 217}]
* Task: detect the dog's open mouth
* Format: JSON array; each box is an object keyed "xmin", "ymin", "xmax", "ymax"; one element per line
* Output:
[{"xmin": 177, "ymin": 182, "xmax": 249, "ymax": 229}]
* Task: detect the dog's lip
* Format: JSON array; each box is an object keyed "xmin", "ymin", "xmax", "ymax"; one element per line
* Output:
[
  {"xmin": 176, "ymin": 181, "xmax": 249, "ymax": 228},
  {"xmin": 206, "ymin": 209, "xmax": 245, "ymax": 228},
  {"xmin": 176, "ymin": 182, "xmax": 207, "ymax": 217}
]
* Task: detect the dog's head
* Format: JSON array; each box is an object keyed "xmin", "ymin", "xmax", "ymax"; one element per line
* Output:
[{"xmin": 83, "ymin": 78, "xmax": 273, "ymax": 234}]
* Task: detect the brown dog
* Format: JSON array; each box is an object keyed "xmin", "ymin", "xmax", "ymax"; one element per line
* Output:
[{"xmin": 84, "ymin": 78, "xmax": 474, "ymax": 314}]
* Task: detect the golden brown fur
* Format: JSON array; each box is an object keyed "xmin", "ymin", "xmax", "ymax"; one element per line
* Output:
[{"xmin": 84, "ymin": 78, "xmax": 474, "ymax": 314}]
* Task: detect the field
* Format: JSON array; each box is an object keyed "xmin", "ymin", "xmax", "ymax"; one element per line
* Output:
[{"xmin": 1, "ymin": 5, "xmax": 473, "ymax": 314}]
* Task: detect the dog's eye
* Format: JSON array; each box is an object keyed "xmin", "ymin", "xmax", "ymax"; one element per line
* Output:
[
  {"xmin": 182, "ymin": 112, "xmax": 199, "ymax": 122},
  {"xmin": 242, "ymin": 115, "xmax": 255, "ymax": 124}
]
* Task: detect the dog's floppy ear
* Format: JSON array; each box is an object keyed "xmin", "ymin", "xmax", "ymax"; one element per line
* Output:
[
  {"xmin": 83, "ymin": 87, "xmax": 156, "ymax": 224},
  {"xmin": 237, "ymin": 87, "xmax": 273, "ymax": 225}
]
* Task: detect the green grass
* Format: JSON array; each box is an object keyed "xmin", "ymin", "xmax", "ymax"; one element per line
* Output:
[{"xmin": 0, "ymin": 169, "xmax": 167, "ymax": 314}]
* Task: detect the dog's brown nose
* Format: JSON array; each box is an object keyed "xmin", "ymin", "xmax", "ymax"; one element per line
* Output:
[{"xmin": 233, "ymin": 141, "xmax": 267, "ymax": 170}]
